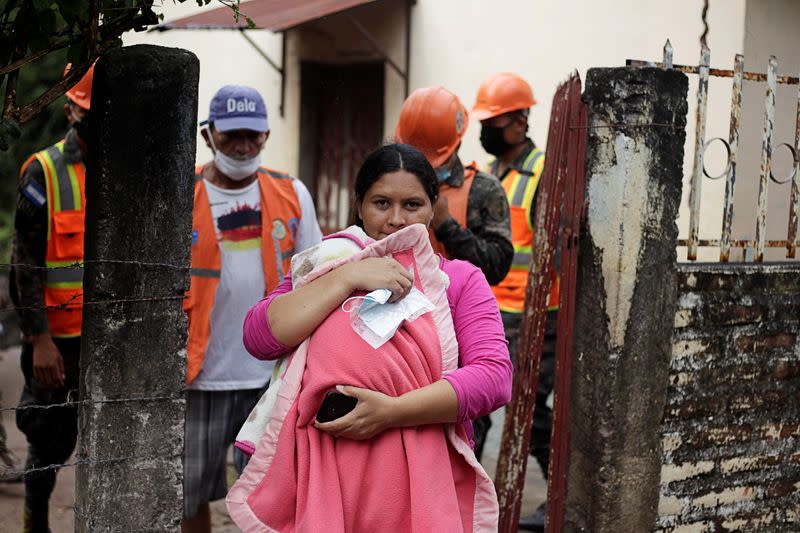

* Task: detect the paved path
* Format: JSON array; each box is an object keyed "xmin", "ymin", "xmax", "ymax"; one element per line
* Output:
[{"xmin": 0, "ymin": 346, "xmax": 546, "ymax": 532}]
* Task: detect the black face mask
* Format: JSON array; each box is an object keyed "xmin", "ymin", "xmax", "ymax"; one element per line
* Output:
[
  {"xmin": 480, "ymin": 125, "xmax": 513, "ymax": 156},
  {"xmin": 72, "ymin": 114, "xmax": 91, "ymax": 144}
]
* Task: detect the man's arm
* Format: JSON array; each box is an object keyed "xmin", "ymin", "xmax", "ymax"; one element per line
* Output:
[
  {"xmin": 12, "ymin": 160, "xmax": 49, "ymax": 337},
  {"xmin": 12, "ymin": 160, "xmax": 65, "ymax": 388},
  {"xmin": 433, "ymin": 173, "xmax": 513, "ymax": 285}
]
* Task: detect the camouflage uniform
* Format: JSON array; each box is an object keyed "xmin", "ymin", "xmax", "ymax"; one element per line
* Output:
[
  {"xmin": 432, "ymin": 158, "xmax": 512, "ymax": 459},
  {"xmin": 490, "ymin": 138, "xmax": 557, "ymax": 478},
  {"xmin": 11, "ymin": 128, "xmax": 82, "ymax": 533},
  {"xmin": 431, "ymin": 158, "xmax": 513, "ymax": 286}
]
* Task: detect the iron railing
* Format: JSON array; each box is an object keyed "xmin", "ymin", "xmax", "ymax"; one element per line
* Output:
[{"xmin": 629, "ymin": 41, "xmax": 800, "ymax": 262}]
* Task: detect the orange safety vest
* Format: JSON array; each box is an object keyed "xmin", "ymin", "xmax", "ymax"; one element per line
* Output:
[
  {"xmin": 491, "ymin": 148, "xmax": 559, "ymax": 313},
  {"xmin": 429, "ymin": 163, "xmax": 477, "ymax": 257},
  {"xmin": 20, "ymin": 140, "xmax": 86, "ymax": 338},
  {"xmin": 184, "ymin": 166, "xmax": 301, "ymax": 384}
]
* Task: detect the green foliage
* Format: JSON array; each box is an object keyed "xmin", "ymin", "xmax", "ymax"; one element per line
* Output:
[
  {"xmin": 0, "ymin": 49, "xmax": 70, "ymax": 258},
  {"xmin": 0, "ymin": 0, "xmax": 243, "ymax": 256},
  {"xmin": 0, "ymin": 0, "xmax": 245, "ymax": 150}
]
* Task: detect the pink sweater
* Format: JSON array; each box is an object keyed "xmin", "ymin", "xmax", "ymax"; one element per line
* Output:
[{"xmin": 242, "ymin": 257, "xmax": 512, "ymax": 443}]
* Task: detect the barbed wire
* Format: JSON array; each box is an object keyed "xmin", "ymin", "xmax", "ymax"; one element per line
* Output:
[
  {"xmin": 570, "ymin": 122, "xmax": 682, "ymax": 130},
  {"xmin": 4, "ymin": 451, "xmax": 182, "ymax": 479},
  {"xmin": 0, "ymin": 393, "xmax": 186, "ymax": 414},
  {"xmin": 0, "ymin": 259, "xmax": 189, "ymax": 271},
  {"xmin": 0, "ymin": 261, "xmax": 189, "ymax": 312},
  {"xmin": 5, "ymin": 294, "xmax": 187, "ymax": 313}
]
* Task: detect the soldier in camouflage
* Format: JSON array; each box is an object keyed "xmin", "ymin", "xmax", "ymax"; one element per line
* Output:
[
  {"xmin": 395, "ymin": 86, "xmax": 513, "ymax": 461},
  {"xmin": 11, "ymin": 64, "xmax": 92, "ymax": 533},
  {"xmin": 430, "ymin": 157, "xmax": 513, "ymax": 286}
]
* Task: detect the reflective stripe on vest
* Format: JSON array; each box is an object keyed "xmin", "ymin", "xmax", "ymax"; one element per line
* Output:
[
  {"xmin": 511, "ymin": 248, "xmax": 532, "ymax": 270},
  {"xmin": 492, "ymin": 148, "xmax": 552, "ymax": 313},
  {"xmin": 509, "ymin": 149, "xmax": 544, "ymax": 208},
  {"xmin": 189, "ymin": 268, "xmax": 221, "ymax": 278},
  {"xmin": 46, "ymin": 264, "xmax": 84, "ymax": 285},
  {"xmin": 508, "ymin": 151, "xmax": 542, "ymax": 271},
  {"xmin": 36, "ymin": 140, "xmax": 86, "ymax": 337}
]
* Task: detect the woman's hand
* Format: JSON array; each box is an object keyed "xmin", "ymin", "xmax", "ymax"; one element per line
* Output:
[
  {"xmin": 314, "ymin": 385, "xmax": 398, "ymax": 440},
  {"xmin": 340, "ymin": 257, "xmax": 414, "ymax": 303}
]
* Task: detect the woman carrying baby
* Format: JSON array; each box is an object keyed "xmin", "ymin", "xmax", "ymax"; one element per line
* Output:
[{"xmin": 228, "ymin": 143, "xmax": 512, "ymax": 532}]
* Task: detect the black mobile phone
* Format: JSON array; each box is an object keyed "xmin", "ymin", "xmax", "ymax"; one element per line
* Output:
[{"xmin": 315, "ymin": 391, "xmax": 358, "ymax": 423}]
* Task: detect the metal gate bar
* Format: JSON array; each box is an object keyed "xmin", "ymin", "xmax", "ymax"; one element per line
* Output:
[
  {"xmin": 494, "ymin": 73, "xmax": 586, "ymax": 532},
  {"xmin": 629, "ymin": 42, "xmax": 800, "ymax": 262},
  {"xmin": 545, "ymin": 74, "xmax": 586, "ymax": 533}
]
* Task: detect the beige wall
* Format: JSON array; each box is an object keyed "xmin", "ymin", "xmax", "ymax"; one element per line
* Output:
[
  {"xmin": 735, "ymin": 0, "xmax": 800, "ymax": 261},
  {"xmin": 126, "ymin": 0, "xmax": 759, "ymax": 252},
  {"xmin": 124, "ymin": 3, "xmax": 290, "ymax": 170},
  {"xmin": 406, "ymin": 0, "xmax": 747, "ymax": 263},
  {"xmin": 124, "ymin": 0, "xmax": 408, "ymax": 178}
]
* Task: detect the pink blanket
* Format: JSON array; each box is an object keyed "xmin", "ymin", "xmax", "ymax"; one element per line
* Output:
[{"xmin": 226, "ymin": 224, "xmax": 498, "ymax": 532}]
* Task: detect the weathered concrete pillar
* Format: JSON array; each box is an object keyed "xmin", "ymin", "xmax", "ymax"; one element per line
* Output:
[
  {"xmin": 563, "ymin": 67, "xmax": 687, "ymax": 532},
  {"xmin": 75, "ymin": 45, "xmax": 198, "ymax": 532}
]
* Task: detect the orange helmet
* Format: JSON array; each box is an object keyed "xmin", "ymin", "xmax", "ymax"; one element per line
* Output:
[
  {"xmin": 471, "ymin": 72, "xmax": 537, "ymax": 121},
  {"xmin": 395, "ymin": 86, "xmax": 468, "ymax": 168},
  {"xmin": 64, "ymin": 62, "xmax": 95, "ymax": 110}
]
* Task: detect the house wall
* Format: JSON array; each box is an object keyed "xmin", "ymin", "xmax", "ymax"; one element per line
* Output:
[
  {"xmin": 732, "ymin": 0, "xmax": 800, "ymax": 261},
  {"xmin": 124, "ymin": 0, "xmax": 747, "ymax": 185}
]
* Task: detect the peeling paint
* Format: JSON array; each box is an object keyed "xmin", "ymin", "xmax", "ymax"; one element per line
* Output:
[
  {"xmin": 674, "ymin": 310, "xmax": 692, "ymax": 328},
  {"xmin": 678, "ymin": 292, "xmax": 702, "ymax": 310},
  {"xmin": 588, "ymin": 133, "xmax": 652, "ymax": 349}
]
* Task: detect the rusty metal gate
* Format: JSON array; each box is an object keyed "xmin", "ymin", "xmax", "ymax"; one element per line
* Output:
[{"xmin": 494, "ymin": 73, "xmax": 587, "ymax": 533}]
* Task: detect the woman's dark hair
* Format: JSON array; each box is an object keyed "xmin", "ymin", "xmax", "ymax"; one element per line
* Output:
[{"xmin": 351, "ymin": 143, "xmax": 439, "ymax": 226}]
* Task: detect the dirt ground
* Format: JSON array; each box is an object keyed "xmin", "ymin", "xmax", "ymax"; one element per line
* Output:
[{"xmin": 0, "ymin": 345, "xmax": 545, "ymax": 532}]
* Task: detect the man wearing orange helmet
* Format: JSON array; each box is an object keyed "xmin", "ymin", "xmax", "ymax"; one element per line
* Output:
[
  {"xmin": 472, "ymin": 72, "xmax": 557, "ymax": 531},
  {"xmin": 10, "ymin": 62, "xmax": 94, "ymax": 533},
  {"xmin": 395, "ymin": 86, "xmax": 512, "ymax": 284}
]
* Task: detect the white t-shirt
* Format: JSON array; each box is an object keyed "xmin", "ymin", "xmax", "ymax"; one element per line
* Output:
[{"xmin": 190, "ymin": 176, "xmax": 322, "ymax": 391}]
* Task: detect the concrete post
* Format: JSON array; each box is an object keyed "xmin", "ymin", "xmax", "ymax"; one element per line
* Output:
[
  {"xmin": 75, "ymin": 45, "xmax": 198, "ymax": 532},
  {"xmin": 563, "ymin": 67, "xmax": 687, "ymax": 532}
]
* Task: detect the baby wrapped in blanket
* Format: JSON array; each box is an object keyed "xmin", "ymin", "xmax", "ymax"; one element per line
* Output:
[{"xmin": 228, "ymin": 224, "xmax": 499, "ymax": 532}]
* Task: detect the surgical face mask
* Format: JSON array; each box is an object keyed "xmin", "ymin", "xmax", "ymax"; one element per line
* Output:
[
  {"xmin": 480, "ymin": 124, "xmax": 513, "ymax": 156},
  {"xmin": 341, "ymin": 275, "xmax": 434, "ymax": 349},
  {"xmin": 209, "ymin": 133, "xmax": 261, "ymax": 181},
  {"xmin": 435, "ymin": 166, "xmax": 451, "ymax": 183}
]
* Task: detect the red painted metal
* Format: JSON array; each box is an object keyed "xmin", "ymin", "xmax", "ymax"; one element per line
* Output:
[
  {"xmin": 161, "ymin": 0, "xmax": 377, "ymax": 31},
  {"xmin": 546, "ymin": 74, "xmax": 587, "ymax": 533},
  {"xmin": 494, "ymin": 74, "xmax": 586, "ymax": 531}
]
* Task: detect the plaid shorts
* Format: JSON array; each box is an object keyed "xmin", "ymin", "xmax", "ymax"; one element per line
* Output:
[{"xmin": 183, "ymin": 388, "xmax": 264, "ymax": 519}]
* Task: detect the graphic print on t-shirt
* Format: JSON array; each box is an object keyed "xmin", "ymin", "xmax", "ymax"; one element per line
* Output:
[{"xmin": 216, "ymin": 201, "xmax": 262, "ymax": 251}]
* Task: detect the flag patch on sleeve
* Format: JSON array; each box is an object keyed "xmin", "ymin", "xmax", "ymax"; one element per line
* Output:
[{"xmin": 22, "ymin": 181, "xmax": 46, "ymax": 208}]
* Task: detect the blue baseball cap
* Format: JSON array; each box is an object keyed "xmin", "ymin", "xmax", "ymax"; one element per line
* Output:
[{"xmin": 201, "ymin": 85, "xmax": 269, "ymax": 132}]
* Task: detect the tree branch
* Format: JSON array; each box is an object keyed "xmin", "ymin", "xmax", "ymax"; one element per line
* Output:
[
  {"xmin": 88, "ymin": 0, "xmax": 100, "ymax": 58},
  {"xmin": 2, "ymin": 68, "xmax": 19, "ymax": 123},
  {"xmin": 13, "ymin": 56, "xmax": 98, "ymax": 123},
  {"xmin": 0, "ymin": 34, "xmax": 84, "ymax": 78}
]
